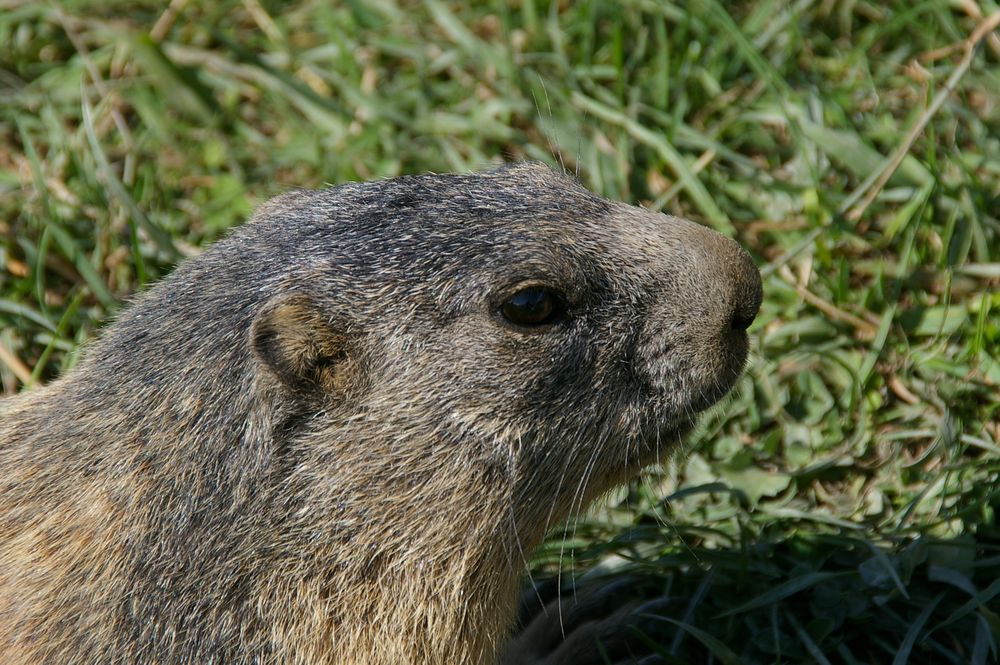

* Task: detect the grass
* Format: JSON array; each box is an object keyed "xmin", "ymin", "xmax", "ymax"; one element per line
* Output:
[{"xmin": 1, "ymin": 1, "xmax": 998, "ymax": 662}]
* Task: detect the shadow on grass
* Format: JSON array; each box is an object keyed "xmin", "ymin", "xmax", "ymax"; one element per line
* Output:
[{"xmin": 509, "ymin": 505, "xmax": 1000, "ymax": 665}]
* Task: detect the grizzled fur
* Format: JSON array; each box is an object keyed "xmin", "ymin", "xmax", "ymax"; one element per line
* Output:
[{"xmin": 0, "ymin": 163, "xmax": 761, "ymax": 664}]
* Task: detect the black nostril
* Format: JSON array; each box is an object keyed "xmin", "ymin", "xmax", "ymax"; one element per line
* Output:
[
  {"xmin": 729, "ymin": 261, "xmax": 763, "ymax": 332},
  {"xmin": 730, "ymin": 308, "xmax": 757, "ymax": 331}
]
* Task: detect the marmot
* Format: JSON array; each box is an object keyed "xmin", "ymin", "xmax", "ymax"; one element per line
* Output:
[{"xmin": 0, "ymin": 162, "xmax": 761, "ymax": 664}]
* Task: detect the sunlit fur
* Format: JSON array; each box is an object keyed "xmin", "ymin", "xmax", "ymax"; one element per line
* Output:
[{"xmin": 0, "ymin": 163, "xmax": 761, "ymax": 664}]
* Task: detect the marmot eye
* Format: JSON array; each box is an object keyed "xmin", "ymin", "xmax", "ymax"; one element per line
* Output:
[{"xmin": 500, "ymin": 287, "xmax": 559, "ymax": 327}]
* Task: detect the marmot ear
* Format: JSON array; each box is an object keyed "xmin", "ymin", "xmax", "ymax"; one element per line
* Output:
[{"xmin": 250, "ymin": 294, "xmax": 348, "ymax": 393}]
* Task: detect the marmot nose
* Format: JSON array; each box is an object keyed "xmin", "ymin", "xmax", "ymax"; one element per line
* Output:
[{"xmin": 727, "ymin": 246, "xmax": 763, "ymax": 331}]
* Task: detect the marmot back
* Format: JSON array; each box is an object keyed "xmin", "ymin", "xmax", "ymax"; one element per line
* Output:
[{"xmin": 0, "ymin": 162, "xmax": 761, "ymax": 664}]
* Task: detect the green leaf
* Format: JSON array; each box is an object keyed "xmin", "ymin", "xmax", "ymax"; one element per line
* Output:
[
  {"xmin": 645, "ymin": 615, "xmax": 744, "ymax": 665},
  {"xmin": 719, "ymin": 572, "xmax": 852, "ymax": 617}
]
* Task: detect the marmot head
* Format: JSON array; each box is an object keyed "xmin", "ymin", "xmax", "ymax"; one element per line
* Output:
[
  {"xmin": 243, "ymin": 162, "xmax": 761, "ymax": 532},
  {"xmin": 0, "ymin": 162, "xmax": 761, "ymax": 663}
]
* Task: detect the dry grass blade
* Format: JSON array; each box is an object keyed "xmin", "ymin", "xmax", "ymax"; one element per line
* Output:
[
  {"xmin": 0, "ymin": 343, "xmax": 33, "ymax": 386},
  {"xmin": 846, "ymin": 11, "xmax": 1000, "ymax": 223}
]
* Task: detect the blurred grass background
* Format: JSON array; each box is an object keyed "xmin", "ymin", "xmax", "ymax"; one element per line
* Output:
[{"xmin": 1, "ymin": 0, "xmax": 998, "ymax": 662}]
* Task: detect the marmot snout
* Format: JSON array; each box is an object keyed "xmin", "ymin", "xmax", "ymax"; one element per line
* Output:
[{"xmin": 0, "ymin": 162, "xmax": 760, "ymax": 664}]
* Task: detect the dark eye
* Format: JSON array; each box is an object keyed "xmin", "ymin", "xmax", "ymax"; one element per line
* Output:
[{"xmin": 500, "ymin": 286, "xmax": 561, "ymax": 327}]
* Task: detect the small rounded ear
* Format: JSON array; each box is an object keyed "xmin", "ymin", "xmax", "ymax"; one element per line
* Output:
[{"xmin": 250, "ymin": 294, "xmax": 349, "ymax": 393}]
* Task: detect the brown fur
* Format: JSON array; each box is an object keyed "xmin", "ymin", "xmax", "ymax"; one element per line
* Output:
[{"xmin": 0, "ymin": 163, "xmax": 761, "ymax": 664}]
